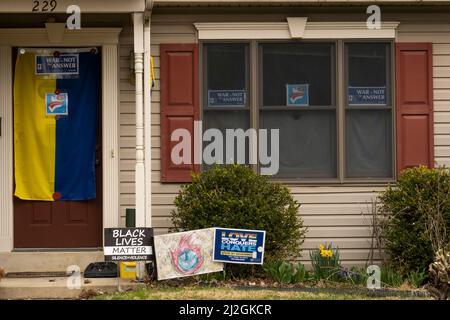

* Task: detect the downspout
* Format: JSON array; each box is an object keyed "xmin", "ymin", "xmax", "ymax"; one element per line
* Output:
[{"xmin": 144, "ymin": 0, "xmax": 153, "ymax": 228}]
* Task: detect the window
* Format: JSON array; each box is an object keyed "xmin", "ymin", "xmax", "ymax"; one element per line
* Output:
[
  {"xmin": 260, "ymin": 43, "xmax": 336, "ymax": 178},
  {"xmin": 345, "ymin": 42, "xmax": 393, "ymax": 178},
  {"xmin": 203, "ymin": 43, "xmax": 250, "ymax": 165},
  {"xmin": 202, "ymin": 41, "xmax": 394, "ymax": 182}
]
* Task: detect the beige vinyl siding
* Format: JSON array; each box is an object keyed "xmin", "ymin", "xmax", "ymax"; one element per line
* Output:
[
  {"xmin": 433, "ymin": 43, "xmax": 450, "ymax": 167},
  {"xmin": 118, "ymin": 13, "xmax": 450, "ymax": 266},
  {"xmin": 118, "ymin": 28, "xmax": 134, "ymax": 223}
]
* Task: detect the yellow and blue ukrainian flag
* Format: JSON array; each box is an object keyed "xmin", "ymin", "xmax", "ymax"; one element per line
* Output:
[{"xmin": 14, "ymin": 48, "xmax": 99, "ymax": 201}]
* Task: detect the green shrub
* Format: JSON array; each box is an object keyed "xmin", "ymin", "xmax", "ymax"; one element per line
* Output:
[
  {"xmin": 170, "ymin": 164, "xmax": 307, "ymax": 271},
  {"xmin": 379, "ymin": 166, "xmax": 450, "ymax": 276}
]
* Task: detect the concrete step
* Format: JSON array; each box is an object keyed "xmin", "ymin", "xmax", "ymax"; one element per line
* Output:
[
  {"xmin": 0, "ymin": 251, "xmax": 104, "ymax": 273},
  {"xmin": 0, "ymin": 276, "xmax": 145, "ymax": 299}
]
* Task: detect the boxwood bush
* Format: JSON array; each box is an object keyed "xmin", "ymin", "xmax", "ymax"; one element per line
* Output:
[
  {"xmin": 379, "ymin": 166, "xmax": 450, "ymax": 276},
  {"xmin": 170, "ymin": 164, "xmax": 307, "ymax": 266}
]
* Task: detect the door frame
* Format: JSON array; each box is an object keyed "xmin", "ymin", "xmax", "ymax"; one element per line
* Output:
[{"xmin": 0, "ymin": 27, "xmax": 122, "ymax": 251}]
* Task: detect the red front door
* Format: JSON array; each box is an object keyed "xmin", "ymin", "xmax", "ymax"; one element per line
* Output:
[{"xmin": 13, "ymin": 146, "xmax": 102, "ymax": 248}]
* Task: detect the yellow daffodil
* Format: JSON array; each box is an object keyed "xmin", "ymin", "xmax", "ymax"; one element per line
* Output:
[
  {"xmin": 320, "ymin": 249, "xmax": 333, "ymax": 258},
  {"xmin": 319, "ymin": 244, "xmax": 324, "ymax": 251}
]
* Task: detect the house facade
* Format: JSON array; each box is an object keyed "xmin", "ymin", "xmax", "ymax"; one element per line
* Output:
[{"xmin": 0, "ymin": 0, "xmax": 450, "ymax": 271}]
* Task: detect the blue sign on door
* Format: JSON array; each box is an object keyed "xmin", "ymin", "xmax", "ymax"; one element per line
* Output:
[
  {"xmin": 213, "ymin": 228, "xmax": 266, "ymax": 264},
  {"xmin": 45, "ymin": 93, "xmax": 68, "ymax": 116},
  {"xmin": 208, "ymin": 90, "xmax": 246, "ymax": 107},
  {"xmin": 36, "ymin": 54, "xmax": 79, "ymax": 76},
  {"xmin": 348, "ymin": 87, "xmax": 386, "ymax": 105}
]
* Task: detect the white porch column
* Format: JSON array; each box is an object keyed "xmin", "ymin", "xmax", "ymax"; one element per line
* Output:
[
  {"xmin": 133, "ymin": 12, "xmax": 146, "ymax": 228},
  {"xmin": 144, "ymin": 14, "xmax": 152, "ymax": 227},
  {"xmin": 102, "ymin": 44, "xmax": 120, "ymax": 229},
  {"xmin": 0, "ymin": 46, "xmax": 13, "ymax": 251}
]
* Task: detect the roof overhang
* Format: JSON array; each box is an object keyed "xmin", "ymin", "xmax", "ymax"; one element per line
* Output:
[
  {"xmin": 153, "ymin": 0, "xmax": 450, "ymax": 7},
  {"xmin": 0, "ymin": 0, "xmax": 145, "ymax": 13}
]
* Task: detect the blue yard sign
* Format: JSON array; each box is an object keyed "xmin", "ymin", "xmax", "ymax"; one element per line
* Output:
[
  {"xmin": 286, "ymin": 84, "xmax": 309, "ymax": 106},
  {"xmin": 348, "ymin": 87, "xmax": 386, "ymax": 105},
  {"xmin": 208, "ymin": 90, "xmax": 246, "ymax": 107},
  {"xmin": 36, "ymin": 54, "xmax": 79, "ymax": 76},
  {"xmin": 213, "ymin": 228, "xmax": 266, "ymax": 264}
]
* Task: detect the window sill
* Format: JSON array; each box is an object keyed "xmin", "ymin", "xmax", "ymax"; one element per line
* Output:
[{"xmin": 269, "ymin": 178, "xmax": 396, "ymax": 188}]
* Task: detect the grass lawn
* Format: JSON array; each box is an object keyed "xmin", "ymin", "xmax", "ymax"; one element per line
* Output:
[{"xmin": 93, "ymin": 286, "xmax": 430, "ymax": 300}]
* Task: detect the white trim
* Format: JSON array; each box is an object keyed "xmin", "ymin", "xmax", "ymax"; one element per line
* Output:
[
  {"xmin": 102, "ymin": 44, "xmax": 120, "ymax": 230},
  {"xmin": 144, "ymin": 18, "xmax": 153, "ymax": 228},
  {"xmin": 0, "ymin": 46, "xmax": 13, "ymax": 251},
  {"xmin": 287, "ymin": 17, "xmax": 308, "ymax": 39},
  {"xmin": 45, "ymin": 23, "xmax": 66, "ymax": 44},
  {"xmin": 156, "ymin": 0, "xmax": 439, "ymax": 2},
  {"xmin": 0, "ymin": 28, "xmax": 122, "ymax": 251},
  {"xmin": 133, "ymin": 13, "xmax": 146, "ymax": 228},
  {"xmin": 0, "ymin": 0, "xmax": 144, "ymax": 13},
  {"xmin": 194, "ymin": 21, "xmax": 400, "ymax": 40},
  {"xmin": 0, "ymin": 28, "xmax": 122, "ymax": 46}
]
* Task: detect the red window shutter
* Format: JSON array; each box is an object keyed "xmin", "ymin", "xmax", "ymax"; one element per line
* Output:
[
  {"xmin": 396, "ymin": 43, "xmax": 434, "ymax": 175},
  {"xmin": 160, "ymin": 44, "xmax": 199, "ymax": 182}
]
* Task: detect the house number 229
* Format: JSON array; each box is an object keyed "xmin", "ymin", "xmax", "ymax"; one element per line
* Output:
[
  {"xmin": 31, "ymin": 2, "xmax": 80, "ymax": 30},
  {"xmin": 32, "ymin": 0, "xmax": 58, "ymax": 12}
]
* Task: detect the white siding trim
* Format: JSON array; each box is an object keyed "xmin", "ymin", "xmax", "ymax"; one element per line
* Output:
[
  {"xmin": 0, "ymin": 28, "xmax": 123, "ymax": 46},
  {"xmin": 102, "ymin": 44, "xmax": 121, "ymax": 230},
  {"xmin": 0, "ymin": 46, "xmax": 13, "ymax": 251},
  {"xmin": 144, "ymin": 20, "xmax": 153, "ymax": 227},
  {"xmin": 133, "ymin": 13, "xmax": 146, "ymax": 228},
  {"xmin": 194, "ymin": 21, "xmax": 400, "ymax": 40},
  {"xmin": 287, "ymin": 17, "xmax": 308, "ymax": 38},
  {"xmin": 0, "ymin": 0, "xmax": 144, "ymax": 13},
  {"xmin": 155, "ymin": 0, "xmax": 445, "ymax": 4}
]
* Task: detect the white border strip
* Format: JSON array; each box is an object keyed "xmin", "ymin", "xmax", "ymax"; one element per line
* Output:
[
  {"xmin": 0, "ymin": 46, "xmax": 13, "ymax": 251},
  {"xmin": 195, "ymin": 21, "xmax": 400, "ymax": 40}
]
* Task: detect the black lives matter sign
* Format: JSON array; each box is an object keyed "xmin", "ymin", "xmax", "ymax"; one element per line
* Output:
[{"xmin": 104, "ymin": 228, "xmax": 153, "ymax": 261}]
